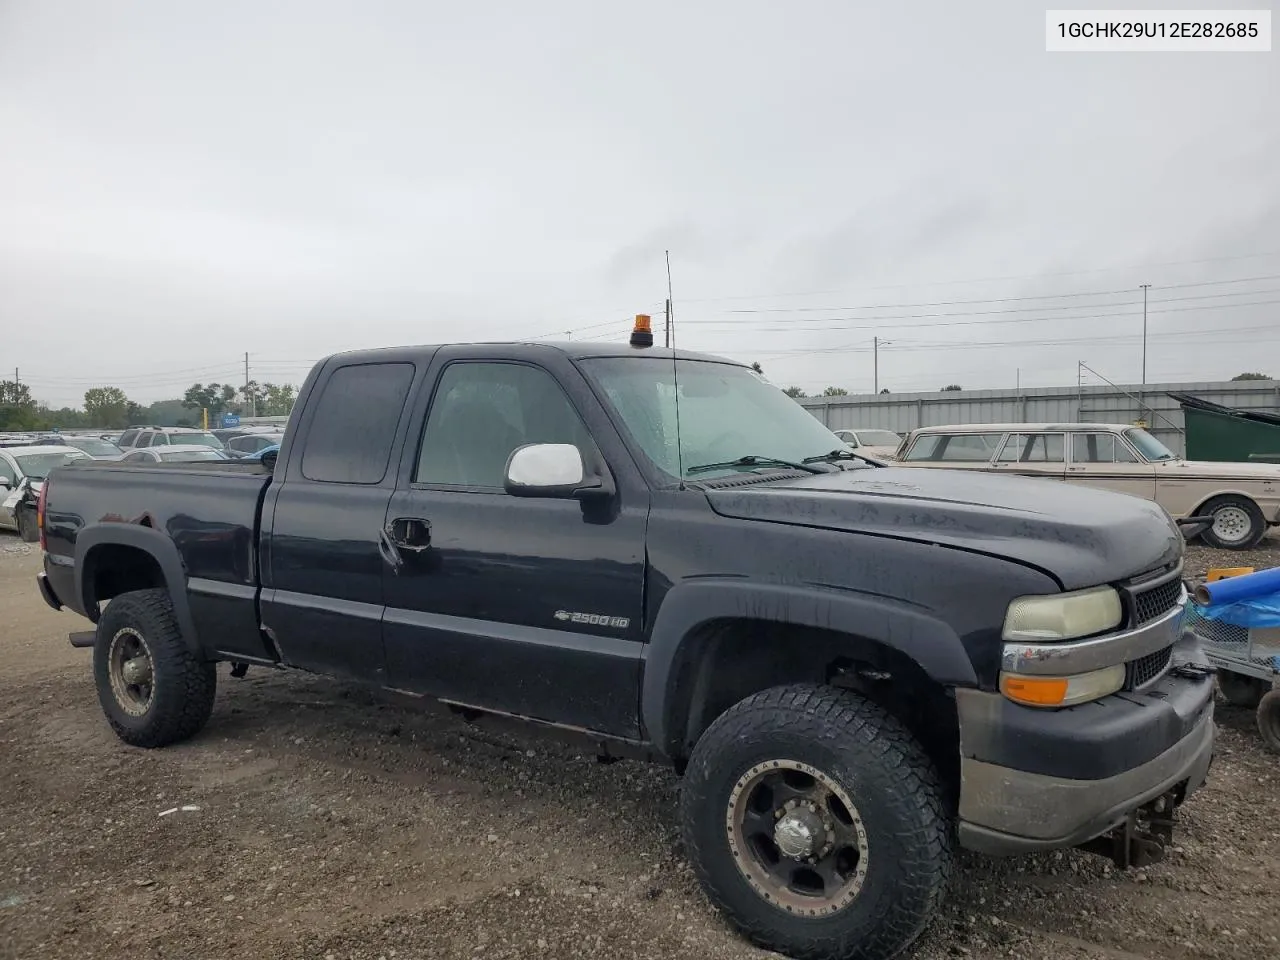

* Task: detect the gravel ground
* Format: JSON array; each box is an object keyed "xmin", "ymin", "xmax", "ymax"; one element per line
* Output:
[{"xmin": 2, "ymin": 534, "xmax": 1279, "ymax": 960}]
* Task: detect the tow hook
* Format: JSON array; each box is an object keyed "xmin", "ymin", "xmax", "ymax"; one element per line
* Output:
[
  {"xmin": 230, "ymin": 662, "xmax": 249, "ymax": 679},
  {"xmin": 1076, "ymin": 790, "xmax": 1178, "ymax": 869}
]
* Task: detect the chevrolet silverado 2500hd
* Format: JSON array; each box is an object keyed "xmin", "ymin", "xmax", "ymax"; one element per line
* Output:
[{"xmin": 35, "ymin": 338, "xmax": 1215, "ymax": 960}]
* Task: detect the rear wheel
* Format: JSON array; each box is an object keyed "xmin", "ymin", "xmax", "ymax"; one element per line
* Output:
[
  {"xmin": 93, "ymin": 589, "xmax": 216, "ymax": 748},
  {"xmin": 1198, "ymin": 495, "xmax": 1266, "ymax": 551},
  {"xmin": 15, "ymin": 505, "xmax": 38, "ymax": 543},
  {"xmin": 680, "ymin": 684, "xmax": 952, "ymax": 960}
]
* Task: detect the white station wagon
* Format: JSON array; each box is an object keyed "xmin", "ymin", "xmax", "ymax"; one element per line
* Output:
[{"xmin": 893, "ymin": 422, "xmax": 1280, "ymax": 550}]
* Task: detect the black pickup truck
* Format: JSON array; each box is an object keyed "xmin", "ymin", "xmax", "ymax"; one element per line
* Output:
[{"xmin": 36, "ymin": 335, "xmax": 1215, "ymax": 960}]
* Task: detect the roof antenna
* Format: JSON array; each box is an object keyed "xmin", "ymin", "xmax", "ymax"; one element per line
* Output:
[{"xmin": 666, "ymin": 249, "xmax": 685, "ymax": 489}]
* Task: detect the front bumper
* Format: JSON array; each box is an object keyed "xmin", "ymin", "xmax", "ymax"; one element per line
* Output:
[{"xmin": 956, "ymin": 630, "xmax": 1216, "ymax": 856}]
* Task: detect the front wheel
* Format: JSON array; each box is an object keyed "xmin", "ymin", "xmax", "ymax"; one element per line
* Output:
[
  {"xmin": 680, "ymin": 685, "xmax": 952, "ymax": 960},
  {"xmin": 1198, "ymin": 495, "xmax": 1266, "ymax": 551},
  {"xmin": 92, "ymin": 589, "xmax": 217, "ymax": 748}
]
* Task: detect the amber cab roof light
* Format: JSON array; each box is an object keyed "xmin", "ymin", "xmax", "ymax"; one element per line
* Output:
[{"xmin": 630, "ymin": 314, "xmax": 654, "ymax": 348}]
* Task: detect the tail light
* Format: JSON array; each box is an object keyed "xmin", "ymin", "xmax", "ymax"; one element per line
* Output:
[{"xmin": 37, "ymin": 481, "xmax": 48, "ymax": 551}]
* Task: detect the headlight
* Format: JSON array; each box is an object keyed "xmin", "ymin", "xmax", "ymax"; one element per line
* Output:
[
  {"xmin": 1000, "ymin": 664, "xmax": 1126, "ymax": 708},
  {"xmin": 1002, "ymin": 586, "xmax": 1123, "ymax": 642}
]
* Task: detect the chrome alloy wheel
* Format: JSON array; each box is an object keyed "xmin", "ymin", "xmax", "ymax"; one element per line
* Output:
[
  {"xmin": 107, "ymin": 627, "xmax": 155, "ymax": 717},
  {"xmin": 725, "ymin": 759, "xmax": 870, "ymax": 917}
]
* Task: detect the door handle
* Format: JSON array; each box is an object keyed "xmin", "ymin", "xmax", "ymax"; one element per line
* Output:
[
  {"xmin": 378, "ymin": 527, "xmax": 404, "ymax": 572},
  {"xmin": 386, "ymin": 517, "xmax": 432, "ymax": 552}
]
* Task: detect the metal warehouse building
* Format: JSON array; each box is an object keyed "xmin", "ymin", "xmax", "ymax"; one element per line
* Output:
[{"xmin": 798, "ymin": 380, "xmax": 1280, "ymax": 458}]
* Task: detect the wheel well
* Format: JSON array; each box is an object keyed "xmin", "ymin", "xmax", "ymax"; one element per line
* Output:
[
  {"xmin": 1189, "ymin": 491, "xmax": 1261, "ymax": 519},
  {"xmin": 82, "ymin": 544, "xmax": 167, "ymax": 612},
  {"xmin": 671, "ymin": 618, "xmax": 960, "ymax": 801}
]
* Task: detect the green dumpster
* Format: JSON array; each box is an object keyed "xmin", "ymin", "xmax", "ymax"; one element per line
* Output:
[{"xmin": 1169, "ymin": 392, "xmax": 1280, "ymax": 462}]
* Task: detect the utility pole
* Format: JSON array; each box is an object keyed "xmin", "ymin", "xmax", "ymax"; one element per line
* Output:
[
  {"xmin": 873, "ymin": 337, "xmax": 879, "ymax": 394},
  {"xmin": 244, "ymin": 352, "xmax": 254, "ymax": 417},
  {"xmin": 665, "ymin": 298, "xmax": 672, "ymax": 349},
  {"xmin": 1140, "ymin": 283, "xmax": 1150, "ymax": 385}
]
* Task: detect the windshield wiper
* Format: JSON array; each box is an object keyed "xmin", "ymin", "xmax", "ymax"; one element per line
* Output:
[
  {"xmin": 802, "ymin": 449, "xmax": 883, "ymax": 468},
  {"xmin": 802, "ymin": 449, "xmax": 857, "ymax": 463},
  {"xmin": 686, "ymin": 455, "xmax": 824, "ymax": 476}
]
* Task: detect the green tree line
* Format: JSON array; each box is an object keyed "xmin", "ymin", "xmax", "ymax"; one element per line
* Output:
[{"xmin": 0, "ymin": 379, "xmax": 298, "ymax": 431}]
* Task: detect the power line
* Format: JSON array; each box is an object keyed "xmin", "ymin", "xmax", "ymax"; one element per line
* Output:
[
  {"xmin": 713, "ymin": 273, "xmax": 1280, "ymax": 315},
  {"xmin": 749, "ymin": 319, "xmax": 1280, "ymax": 362},
  {"xmin": 678, "ymin": 286, "xmax": 1280, "ymax": 329},
  {"xmin": 674, "ymin": 250, "xmax": 1280, "ymax": 304}
]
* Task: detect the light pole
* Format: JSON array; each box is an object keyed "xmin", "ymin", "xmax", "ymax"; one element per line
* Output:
[{"xmin": 1140, "ymin": 283, "xmax": 1151, "ymax": 385}]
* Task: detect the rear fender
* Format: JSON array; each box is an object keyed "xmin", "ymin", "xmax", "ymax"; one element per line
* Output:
[
  {"xmin": 74, "ymin": 524, "xmax": 203, "ymax": 656},
  {"xmin": 640, "ymin": 579, "xmax": 978, "ymax": 759}
]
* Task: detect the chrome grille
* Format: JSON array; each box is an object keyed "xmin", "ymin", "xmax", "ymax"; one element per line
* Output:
[
  {"xmin": 1132, "ymin": 577, "xmax": 1182, "ymax": 626},
  {"xmin": 1124, "ymin": 645, "xmax": 1174, "ymax": 691}
]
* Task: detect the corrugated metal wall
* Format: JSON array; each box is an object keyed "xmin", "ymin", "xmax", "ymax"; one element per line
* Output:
[{"xmin": 798, "ymin": 380, "xmax": 1280, "ymax": 457}]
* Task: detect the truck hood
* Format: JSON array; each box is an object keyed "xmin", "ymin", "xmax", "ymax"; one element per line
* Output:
[{"xmin": 704, "ymin": 467, "xmax": 1182, "ymax": 590}]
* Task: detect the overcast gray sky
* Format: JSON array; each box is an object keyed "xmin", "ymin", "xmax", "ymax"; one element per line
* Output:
[{"xmin": 2, "ymin": 0, "xmax": 1277, "ymax": 408}]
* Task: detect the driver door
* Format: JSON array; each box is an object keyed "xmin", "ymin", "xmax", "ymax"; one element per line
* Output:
[{"xmin": 381, "ymin": 353, "xmax": 648, "ymax": 737}]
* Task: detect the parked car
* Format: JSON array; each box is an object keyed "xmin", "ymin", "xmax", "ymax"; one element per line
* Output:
[
  {"xmin": 35, "ymin": 337, "xmax": 1215, "ymax": 960},
  {"xmin": 116, "ymin": 427, "xmax": 225, "ymax": 451},
  {"xmin": 243, "ymin": 442, "xmax": 280, "ymax": 464},
  {"xmin": 121, "ymin": 445, "xmax": 229, "ymax": 464},
  {"xmin": 831, "ymin": 428, "xmax": 904, "ymax": 459},
  {"xmin": 894, "ymin": 421, "xmax": 1280, "ymax": 549},
  {"xmin": 61, "ymin": 436, "xmax": 126, "ymax": 460},
  {"xmin": 1, "ymin": 445, "xmax": 90, "ymax": 540},
  {"xmin": 223, "ymin": 432, "xmax": 285, "ymax": 458}
]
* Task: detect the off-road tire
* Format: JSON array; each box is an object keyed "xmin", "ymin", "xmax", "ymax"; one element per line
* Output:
[
  {"xmin": 1218, "ymin": 671, "xmax": 1267, "ymax": 709},
  {"xmin": 15, "ymin": 505, "xmax": 38, "ymax": 543},
  {"xmin": 1257, "ymin": 689, "xmax": 1280, "ymax": 754},
  {"xmin": 1198, "ymin": 495, "xmax": 1266, "ymax": 551},
  {"xmin": 680, "ymin": 684, "xmax": 953, "ymax": 960},
  {"xmin": 93, "ymin": 589, "xmax": 216, "ymax": 748}
]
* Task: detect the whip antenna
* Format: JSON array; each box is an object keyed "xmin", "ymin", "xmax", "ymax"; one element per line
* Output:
[{"xmin": 665, "ymin": 250, "xmax": 685, "ymax": 489}]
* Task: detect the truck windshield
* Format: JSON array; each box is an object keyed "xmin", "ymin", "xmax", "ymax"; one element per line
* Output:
[
  {"xmin": 580, "ymin": 357, "xmax": 860, "ymax": 480},
  {"xmin": 1124, "ymin": 428, "xmax": 1177, "ymax": 462},
  {"xmin": 14, "ymin": 451, "xmax": 88, "ymax": 480}
]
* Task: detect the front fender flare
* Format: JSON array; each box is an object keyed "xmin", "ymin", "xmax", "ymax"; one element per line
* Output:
[
  {"xmin": 640, "ymin": 579, "xmax": 979, "ymax": 760},
  {"xmin": 74, "ymin": 524, "xmax": 204, "ymax": 656}
]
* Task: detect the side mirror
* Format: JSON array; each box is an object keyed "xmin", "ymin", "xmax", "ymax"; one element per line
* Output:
[
  {"xmin": 0, "ymin": 478, "xmax": 10, "ymax": 490},
  {"xmin": 504, "ymin": 443, "xmax": 610, "ymax": 499},
  {"xmin": 261, "ymin": 449, "xmax": 279, "ymax": 471}
]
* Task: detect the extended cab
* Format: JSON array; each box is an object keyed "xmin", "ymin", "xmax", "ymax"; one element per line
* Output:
[{"xmin": 35, "ymin": 338, "xmax": 1215, "ymax": 960}]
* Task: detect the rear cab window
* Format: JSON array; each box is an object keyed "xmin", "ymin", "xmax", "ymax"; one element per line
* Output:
[{"xmin": 301, "ymin": 363, "xmax": 416, "ymax": 483}]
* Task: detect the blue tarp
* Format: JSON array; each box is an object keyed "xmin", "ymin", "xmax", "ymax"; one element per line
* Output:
[{"xmin": 1192, "ymin": 593, "xmax": 1280, "ymax": 629}]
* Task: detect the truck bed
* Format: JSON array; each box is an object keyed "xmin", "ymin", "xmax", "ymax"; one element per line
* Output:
[{"xmin": 41, "ymin": 458, "xmax": 276, "ymax": 664}]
